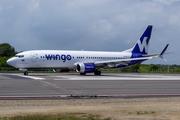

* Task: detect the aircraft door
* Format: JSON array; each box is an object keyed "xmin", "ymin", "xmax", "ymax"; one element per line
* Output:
[{"xmin": 31, "ymin": 52, "xmax": 37, "ymax": 62}]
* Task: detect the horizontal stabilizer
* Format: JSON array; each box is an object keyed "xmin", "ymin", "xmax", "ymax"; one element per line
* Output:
[{"xmin": 142, "ymin": 52, "xmax": 173, "ymax": 57}]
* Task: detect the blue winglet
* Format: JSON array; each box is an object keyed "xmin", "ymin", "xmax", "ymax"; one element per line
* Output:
[
  {"xmin": 160, "ymin": 44, "xmax": 169, "ymax": 57},
  {"xmin": 159, "ymin": 44, "xmax": 169, "ymax": 62}
]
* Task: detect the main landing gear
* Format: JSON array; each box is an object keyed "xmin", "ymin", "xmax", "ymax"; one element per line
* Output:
[
  {"xmin": 79, "ymin": 70, "xmax": 101, "ymax": 75},
  {"xmin": 94, "ymin": 70, "xmax": 101, "ymax": 75},
  {"xmin": 24, "ymin": 71, "xmax": 28, "ymax": 75},
  {"xmin": 80, "ymin": 73, "xmax": 86, "ymax": 75}
]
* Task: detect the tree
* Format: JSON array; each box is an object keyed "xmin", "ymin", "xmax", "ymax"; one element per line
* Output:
[
  {"xmin": 0, "ymin": 43, "xmax": 15, "ymax": 57},
  {"xmin": 121, "ymin": 64, "xmax": 140, "ymax": 73},
  {"xmin": 148, "ymin": 64, "xmax": 160, "ymax": 71},
  {"xmin": 0, "ymin": 57, "xmax": 11, "ymax": 67}
]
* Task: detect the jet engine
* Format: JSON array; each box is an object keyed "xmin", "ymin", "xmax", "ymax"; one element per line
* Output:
[{"xmin": 75, "ymin": 63, "xmax": 96, "ymax": 73}]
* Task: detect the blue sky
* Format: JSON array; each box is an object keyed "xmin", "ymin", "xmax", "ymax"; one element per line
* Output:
[{"xmin": 0, "ymin": 0, "xmax": 179, "ymax": 64}]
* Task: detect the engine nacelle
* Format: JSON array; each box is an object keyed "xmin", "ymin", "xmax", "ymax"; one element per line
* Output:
[{"xmin": 75, "ymin": 63, "xmax": 96, "ymax": 73}]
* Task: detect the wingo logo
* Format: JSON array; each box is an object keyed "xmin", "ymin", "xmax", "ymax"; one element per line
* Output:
[
  {"xmin": 45, "ymin": 54, "xmax": 71, "ymax": 62},
  {"xmin": 137, "ymin": 37, "xmax": 149, "ymax": 53}
]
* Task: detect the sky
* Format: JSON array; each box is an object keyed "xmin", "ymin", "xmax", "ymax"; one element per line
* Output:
[{"xmin": 0, "ymin": 0, "xmax": 180, "ymax": 64}]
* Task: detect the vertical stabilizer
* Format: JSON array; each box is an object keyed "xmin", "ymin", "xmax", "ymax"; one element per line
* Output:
[{"xmin": 131, "ymin": 25, "xmax": 153, "ymax": 54}]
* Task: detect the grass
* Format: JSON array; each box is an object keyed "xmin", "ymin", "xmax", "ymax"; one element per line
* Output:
[
  {"xmin": 151, "ymin": 111, "xmax": 156, "ymax": 114},
  {"xmin": 136, "ymin": 111, "xmax": 155, "ymax": 115},
  {"xmin": 0, "ymin": 117, "xmax": 7, "ymax": 120},
  {"xmin": 128, "ymin": 112, "xmax": 132, "ymax": 114},
  {"xmin": 0, "ymin": 114, "xmax": 111, "ymax": 120},
  {"xmin": 122, "ymin": 110, "xmax": 156, "ymax": 115}
]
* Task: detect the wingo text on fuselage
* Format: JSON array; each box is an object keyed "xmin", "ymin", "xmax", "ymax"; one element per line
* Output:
[{"xmin": 45, "ymin": 54, "xmax": 72, "ymax": 62}]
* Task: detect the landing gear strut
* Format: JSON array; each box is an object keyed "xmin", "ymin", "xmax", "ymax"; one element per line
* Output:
[
  {"xmin": 94, "ymin": 70, "xmax": 101, "ymax": 75},
  {"xmin": 24, "ymin": 71, "xmax": 28, "ymax": 75}
]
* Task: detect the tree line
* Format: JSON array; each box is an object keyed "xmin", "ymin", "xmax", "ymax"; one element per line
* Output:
[
  {"xmin": 0, "ymin": 43, "xmax": 17, "ymax": 67},
  {"xmin": 116, "ymin": 64, "xmax": 180, "ymax": 73}
]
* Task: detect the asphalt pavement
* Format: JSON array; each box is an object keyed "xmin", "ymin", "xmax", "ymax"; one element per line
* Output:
[{"xmin": 0, "ymin": 73, "xmax": 180, "ymax": 98}]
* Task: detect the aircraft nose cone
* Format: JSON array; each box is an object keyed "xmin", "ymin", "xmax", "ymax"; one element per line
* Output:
[{"xmin": 7, "ymin": 58, "xmax": 16, "ymax": 67}]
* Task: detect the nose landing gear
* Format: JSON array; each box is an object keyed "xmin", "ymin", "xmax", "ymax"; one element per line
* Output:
[{"xmin": 24, "ymin": 71, "xmax": 28, "ymax": 75}]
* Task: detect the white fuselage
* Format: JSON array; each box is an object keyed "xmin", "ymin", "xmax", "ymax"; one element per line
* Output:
[{"xmin": 7, "ymin": 50, "xmax": 132, "ymax": 70}]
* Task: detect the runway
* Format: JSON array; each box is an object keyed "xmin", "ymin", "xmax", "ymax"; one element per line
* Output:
[{"xmin": 0, "ymin": 73, "xmax": 180, "ymax": 98}]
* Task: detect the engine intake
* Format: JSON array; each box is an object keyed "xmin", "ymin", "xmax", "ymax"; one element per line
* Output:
[{"xmin": 76, "ymin": 63, "xmax": 96, "ymax": 73}]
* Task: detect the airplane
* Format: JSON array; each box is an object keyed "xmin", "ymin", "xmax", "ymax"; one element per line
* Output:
[{"xmin": 7, "ymin": 25, "xmax": 170, "ymax": 75}]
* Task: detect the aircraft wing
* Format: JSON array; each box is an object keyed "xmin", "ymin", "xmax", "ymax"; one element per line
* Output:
[
  {"xmin": 94, "ymin": 44, "xmax": 170, "ymax": 67},
  {"xmin": 94, "ymin": 57, "xmax": 153, "ymax": 66}
]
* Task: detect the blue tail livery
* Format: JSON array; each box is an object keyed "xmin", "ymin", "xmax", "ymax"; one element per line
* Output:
[{"xmin": 132, "ymin": 25, "xmax": 152, "ymax": 54}]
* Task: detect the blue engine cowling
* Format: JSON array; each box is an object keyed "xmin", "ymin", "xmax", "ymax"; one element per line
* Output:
[{"xmin": 76, "ymin": 63, "xmax": 96, "ymax": 73}]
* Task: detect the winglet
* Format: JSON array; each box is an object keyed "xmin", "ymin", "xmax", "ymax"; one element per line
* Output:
[
  {"xmin": 159, "ymin": 44, "xmax": 169, "ymax": 57},
  {"xmin": 159, "ymin": 44, "xmax": 169, "ymax": 62}
]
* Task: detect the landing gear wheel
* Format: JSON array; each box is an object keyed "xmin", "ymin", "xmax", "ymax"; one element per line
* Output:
[
  {"xmin": 24, "ymin": 71, "xmax": 28, "ymax": 75},
  {"xmin": 80, "ymin": 73, "xmax": 86, "ymax": 75},
  {"xmin": 94, "ymin": 71, "xmax": 101, "ymax": 75}
]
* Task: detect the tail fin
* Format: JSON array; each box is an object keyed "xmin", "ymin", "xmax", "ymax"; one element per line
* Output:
[{"xmin": 131, "ymin": 25, "xmax": 153, "ymax": 54}]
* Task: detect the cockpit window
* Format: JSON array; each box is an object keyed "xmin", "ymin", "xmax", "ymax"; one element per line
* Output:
[
  {"xmin": 15, "ymin": 55, "xmax": 24, "ymax": 58},
  {"xmin": 19, "ymin": 55, "xmax": 24, "ymax": 58}
]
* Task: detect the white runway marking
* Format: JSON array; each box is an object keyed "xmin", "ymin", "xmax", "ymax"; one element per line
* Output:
[
  {"xmin": 11, "ymin": 74, "xmax": 45, "ymax": 80},
  {"xmin": 54, "ymin": 74, "xmax": 180, "ymax": 80},
  {"xmin": 10, "ymin": 74, "xmax": 180, "ymax": 81}
]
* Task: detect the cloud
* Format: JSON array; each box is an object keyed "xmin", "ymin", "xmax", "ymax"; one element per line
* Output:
[
  {"xmin": 153, "ymin": 0, "xmax": 180, "ymax": 5},
  {"xmin": 27, "ymin": 0, "xmax": 39, "ymax": 11},
  {"xmin": 0, "ymin": 0, "xmax": 180, "ymax": 64}
]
